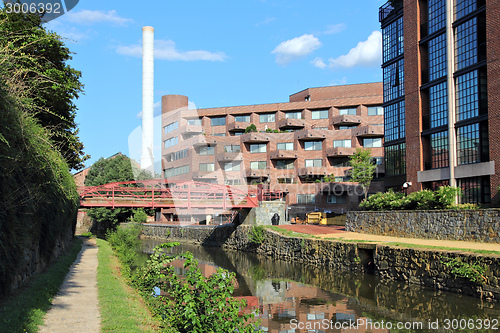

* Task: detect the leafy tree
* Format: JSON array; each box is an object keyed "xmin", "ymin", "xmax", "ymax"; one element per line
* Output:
[
  {"xmin": 85, "ymin": 154, "xmax": 152, "ymax": 227},
  {"xmin": 0, "ymin": 9, "xmax": 87, "ymax": 170},
  {"xmin": 244, "ymin": 124, "xmax": 257, "ymax": 133},
  {"xmin": 349, "ymin": 148, "xmax": 376, "ymax": 199}
]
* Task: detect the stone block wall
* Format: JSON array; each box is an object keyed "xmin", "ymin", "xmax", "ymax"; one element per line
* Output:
[{"xmin": 346, "ymin": 210, "xmax": 500, "ymax": 243}]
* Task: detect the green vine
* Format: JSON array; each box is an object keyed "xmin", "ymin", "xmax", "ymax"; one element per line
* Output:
[{"xmin": 440, "ymin": 256, "xmax": 488, "ymax": 285}]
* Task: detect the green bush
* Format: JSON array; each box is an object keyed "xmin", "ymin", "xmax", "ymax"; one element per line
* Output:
[
  {"xmin": 249, "ymin": 225, "xmax": 266, "ymax": 244},
  {"xmin": 106, "ymin": 225, "xmax": 142, "ymax": 276},
  {"xmin": 244, "ymin": 124, "xmax": 257, "ymax": 133},
  {"xmin": 360, "ymin": 186, "xmax": 461, "ymax": 211},
  {"xmin": 133, "ymin": 209, "xmax": 148, "ymax": 223}
]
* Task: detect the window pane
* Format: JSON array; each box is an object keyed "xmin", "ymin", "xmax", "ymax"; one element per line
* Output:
[
  {"xmin": 187, "ymin": 119, "xmax": 202, "ymax": 126},
  {"xmin": 224, "ymin": 145, "xmax": 241, "ymax": 153},
  {"xmin": 333, "ymin": 140, "xmax": 351, "ymax": 148},
  {"xmin": 367, "ymin": 106, "xmax": 384, "ymax": 116},
  {"xmin": 285, "ymin": 111, "xmax": 302, "ymax": 119},
  {"xmin": 363, "ymin": 138, "xmax": 382, "ymax": 148},
  {"xmin": 304, "ymin": 141, "xmax": 322, "ymax": 151},
  {"xmin": 338, "ymin": 108, "xmax": 357, "ymax": 116},
  {"xmin": 199, "ymin": 163, "xmax": 215, "ymax": 171},
  {"xmin": 305, "ymin": 159, "xmax": 322, "ymax": 167},
  {"xmin": 210, "ymin": 117, "xmax": 226, "ymax": 126},
  {"xmin": 249, "ymin": 144, "xmax": 267, "ymax": 153},
  {"xmin": 455, "ymin": 18, "xmax": 477, "ymax": 71},
  {"xmin": 277, "ymin": 142, "xmax": 294, "ymax": 150},
  {"xmin": 311, "ymin": 109, "xmax": 329, "ymax": 119},
  {"xmin": 199, "ymin": 146, "xmax": 215, "ymax": 155},
  {"xmin": 235, "ymin": 115, "xmax": 250, "ymax": 122},
  {"xmin": 259, "ymin": 113, "xmax": 275, "ymax": 123}
]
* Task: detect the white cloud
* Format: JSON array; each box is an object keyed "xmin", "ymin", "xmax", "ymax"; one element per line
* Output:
[
  {"xmin": 137, "ymin": 101, "xmax": 161, "ymax": 119},
  {"xmin": 117, "ymin": 39, "xmax": 227, "ymax": 62},
  {"xmin": 313, "ymin": 31, "xmax": 382, "ymax": 70},
  {"xmin": 45, "ymin": 20, "xmax": 91, "ymax": 41},
  {"xmin": 272, "ymin": 34, "xmax": 321, "ymax": 65},
  {"xmin": 324, "ymin": 23, "xmax": 346, "ymax": 35},
  {"xmin": 311, "ymin": 57, "xmax": 327, "ymax": 69},
  {"xmin": 65, "ymin": 9, "xmax": 134, "ymax": 26}
]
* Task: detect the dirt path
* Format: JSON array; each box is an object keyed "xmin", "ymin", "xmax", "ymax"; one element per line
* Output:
[
  {"xmin": 40, "ymin": 237, "xmax": 101, "ymax": 333},
  {"xmin": 278, "ymin": 224, "xmax": 500, "ymax": 252}
]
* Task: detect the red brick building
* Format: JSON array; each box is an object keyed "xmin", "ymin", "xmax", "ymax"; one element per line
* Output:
[
  {"xmin": 380, "ymin": 0, "xmax": 500, "ymax": 204},
  {"xmin": 160, "ymin": 83, "xmax": 384, "ymax": 222}
]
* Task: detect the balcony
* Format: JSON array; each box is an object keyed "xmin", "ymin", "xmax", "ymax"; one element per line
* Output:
[
  {"xmin": 295, "ymin": 129, "xmax": 328, "ymax": 141},
  {"xmin": 240, "ymin": 132, "xmax": 271, "ymax": 143},
  {"xmin": 326, "ymin": 147, "xmax": 356, "ymax": 157},
  {"xmin": 331, "ymin": 115, "xmax": 362, "ymax": 126},
  {"xmin": 277, "ymin": 118, "xmax": 305, "ymax": 130},
  {"xmin": 181, "ymin": 124, "xmax": 204, "ymax": 135},
  {"xmin": 269, "ymin": 149, "xmax": 297, "ymax": 160},
  {"xmin": 353, "ymin": 125, "xmax": 384, "ymax": 137},
  {"xmin": 227, "ymin": 121, "xmax": 250, "ymax": 132},
  {"xmin": 298, "ymin": 167, "xmax": 330, "ymax": 177},
  {"xmin": 192, "ymin": 171, "xmax": 218, "ymax": 180},
  {"xmin": 216, "ymin": 152, "xmax": 243, "ymax": 162},
  {"xmin": 188, "ymin": 135, "xmax": 218, "ymax": 147},
  {"xmin": 246, "ymin": 169, "xmax": 270, "ymax": 178}
]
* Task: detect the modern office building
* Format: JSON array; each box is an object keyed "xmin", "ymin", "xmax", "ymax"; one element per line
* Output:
[
  {"xmin": 380, "ymin": 0, "xmax": 500, "ymax": 204},
  {"xmin": 160, "ymin": 83, "xmax": 384, "ymax": 222}
]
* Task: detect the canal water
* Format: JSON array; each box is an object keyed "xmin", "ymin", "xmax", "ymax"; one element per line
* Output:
[{"xmin": 142, "ymin": 240, "xmax": 500, "ymax": 332}]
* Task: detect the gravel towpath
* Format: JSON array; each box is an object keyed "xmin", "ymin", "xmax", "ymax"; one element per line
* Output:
[{"xmin": 40, "ymin": 237, "xmax": 101, "ymax": 333}]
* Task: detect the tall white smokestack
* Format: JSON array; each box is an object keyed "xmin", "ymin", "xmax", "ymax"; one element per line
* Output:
[{"xmin": 141, "ymin": 26, "xmax": 155, "ymax": 173}]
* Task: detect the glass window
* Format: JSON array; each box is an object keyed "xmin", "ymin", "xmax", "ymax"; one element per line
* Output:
[
  {"xmin": 338, "ymin": 125, "xmax": 356, "ymax": 130},
  {"xmin": 199, "ymin": 163, "xmax": 215, "ymax": 171},
  {"xmin": 224, "ymin": 145, "xmax": 241, "ymax": 153},
  {"xmin": 316, "ymin": 127, "xmax": 329, "ymax": 130},
  {"xmin": 304, "ymin": 141, "xmax": 323, "ymax": 151},
  {"xmin": 250, "ymin": 161, "xmax": 267, "ymax": 169},
  {"xmin": 164, "ymin": 121, "xmax": 179, "ymax": 134},
  {"xmin": 164, "ymin": 136, "xmax": 178, "ymax": 148},
  {"xmin": 249, "ymin": 143, "xmax": 267, "ymax": 153},
  {"xmin": 167, "ymin": 148, "xmax": 189, "ymax": 162},
  {"xmin": 285, "ymin": 111, "xmax": 302, "ymax": 119},
  {"xmin": 210, "ymin": 117, "xmax": 226, "ymax": 126},
  {"xmin": 212, "ymin": 133, "xmax": 226, "ymax": 137},
  {"xmin": 199, "ymin": 146, "xmax": 215, "ymax": 155},
  {"xmin": 455, "ymin": 0, "xmax": 477, "ymax": 20},
  {"xmin": 457, "ymin": 123, "xmax": 480, "ymax": 165},
  {"xmin": 456, "ymin": 69, "xmax": 482, "ymax": 121},
  {"xmin": 277, "ymin": 178, "xmax": 294, "ymax": 184},
  {"xmin": 458, "ymin": 176, "xmax": 491, "ymax": 204},
  {"xmin": 430, "ymin": 131, "xmax": 449, "ymax": 169},
  {"xmin": 297, "ymin": 194, "xmax": 315, "ymax": 204},
  {"xmin": 333, "ymin": 140, "xmax": 351, "ymax": 148},
  {"xmin": 429, "ymin": 82, "xmax": 448, "ymax": 128},
  {"xmin": 382, "ymin": 16, "xmax": 404, "ymax": 63},
  {"xmin": 164, "ymin": 165, "xmax": 189, "ymax": 178},
  {"xmin": 327, "ymin": 194, "xmax": 346, "ymax": 204},
  {"xmin": 234, "ymin": 115, "xmax": 250, "ymax": 122},
  {"xmin": 187, "ymin": 118, "xmax": 202, "ymax": 126},
  {"xmin": 384, "ymin": 100, "xmax": 405, "ymax": 142},
  {"xmin": 383, "ymin": 58, "xmax": 404, "ymax": 101},
  {"xmin": 385, "ymin": 142, "xmax": 406, "ymax": 176},
  {"xmin": 277, "ymin": 142, "xmax": 294, "ymax": 150},
  {"xmin": 305, "ymin": 159, "xmax": 322, "ymax": 167},
  {"xmin": 367, "ymin": 106, "xmax": 384, "ymax": 116},
  {"xmin": 234, "ymin": 132, "xmax": 243, "ymax": 136},
  {"xmin": 259, "ymin": 113, "xmax": 275, "ymax": 123},
  {"xmin": 311, "ymin": 109, "xmax": 329, "ymax": 119},
  {"xmin": 331, "ymin": 157, "xmax": 350, "ymax": 167},
  {"xmin": 455, "ymin": 17, "xmax": 477, "ymax": 71},
  {"xmin": 428, "ymin": 33, "xmax": 447, "ymax": 81},
  {"xmin": 363, "ymin": 138, "xmax": 382, "ymax": 148},
  {"xmin": 338, "ymin": 108, "xmax": 357, "ymax": 116},
  {"xmin": 223, "ymin": 162, "xmax": 241, "ymax": 171},
  {"xmin": 276, "ymin": 160, "xmax": 294, "ymax": 170},
  {"xmin": 428, "ymin": 0, "xmax": 446, "ymax": 34}
]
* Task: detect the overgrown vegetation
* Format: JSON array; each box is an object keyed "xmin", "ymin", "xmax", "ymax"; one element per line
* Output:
[
  {"xmin": 0, "ymin": 238, "xmax": 82, "ymax": 333},
  {"xmin": 248, "ymin": 225, "xmax": 266, "ymax": 244},
  {"xmin": 0, "ymin": 11, "xmax": 81, "ymax": 296},
  {"xmin": 105, "ymin": 226, "xmax": 259, "ymax": 332},
  {"xmin": 441, "ymin": 256, "xmax": 488, "ymax": 285},
  {"xmin": 360, "ymin": 186, "xmax": 462, "ymax": 211}
]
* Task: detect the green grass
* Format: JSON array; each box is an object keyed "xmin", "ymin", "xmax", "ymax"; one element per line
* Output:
[
  {"xmin": 266, "ymin": 226, "xmax": 316, "ymax": 239},
  {"xmin": 97, "ymin": 238, "xmax": 161, "ymax": 332},
  {"xmin": 0, "ymin": 237, "xmax": 82, "ymax": 333}
]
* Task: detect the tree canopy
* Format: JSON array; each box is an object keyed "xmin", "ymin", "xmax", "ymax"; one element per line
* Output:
[
  {"xmin": 0, "ymin": 9, "xmax": 88, "ymax": 170},
  {"xmin": 349, "ymin": 148, "xmax": 376, "ymax": 199}
]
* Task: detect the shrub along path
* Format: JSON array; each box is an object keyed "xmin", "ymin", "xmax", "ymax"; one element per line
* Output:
[{"xmin": 40, "ymin": 237, "xmax": 100, "ymax": 333}]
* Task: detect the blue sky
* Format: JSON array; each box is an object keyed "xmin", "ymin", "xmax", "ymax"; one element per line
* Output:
[{"xmin": 41, "ymin": 0, "xmax": 386, "ymax": 170}]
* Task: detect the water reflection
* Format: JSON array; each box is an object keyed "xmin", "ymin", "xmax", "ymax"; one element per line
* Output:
[{"xmin": 142, "ymin": 240, "xmax": 500, "ymax": 332}]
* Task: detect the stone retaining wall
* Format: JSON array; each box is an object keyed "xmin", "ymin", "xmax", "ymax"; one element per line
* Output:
[
  {"xmin": 346, "ymin": 209, "xmax": 500, "ymax": 243},
  {"xmin": 140, "ymin": 224, "xmax": 500, "ymax": 301}
]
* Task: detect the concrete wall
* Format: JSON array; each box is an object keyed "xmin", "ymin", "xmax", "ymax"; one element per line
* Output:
[
  {"xmin": 140, "ymin": 224, "xmax": 500, "ymax": 301},
  {"xmin": 346, "ymin": 209, "xmax": 500, "ymax": 243}
]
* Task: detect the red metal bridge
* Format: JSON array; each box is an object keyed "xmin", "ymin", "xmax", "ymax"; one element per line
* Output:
[{"xmin": 78, "ymin": 180, "xmax": 284, "ymax": 209}]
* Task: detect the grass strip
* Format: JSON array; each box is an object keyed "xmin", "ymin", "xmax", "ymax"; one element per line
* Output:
[
  {"xmin": 0, "ymin": 237, "xmax": 82, "ymax": 333},
  {"xmin": 96, "ymin": 238, "xmax": 160, "ymax": 332},
  {"xmin": 266, "ymin": 226, "xmax": 314, "ymax": 239}
]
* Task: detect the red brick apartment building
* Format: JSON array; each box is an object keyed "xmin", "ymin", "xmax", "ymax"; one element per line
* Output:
[
  {"xmin": 160, "ymin": 83, "xmax": 384, "ymax": 222},
  {"xmin": 380, "ymin": 0, "xmax": 500, "ymax": 204}
]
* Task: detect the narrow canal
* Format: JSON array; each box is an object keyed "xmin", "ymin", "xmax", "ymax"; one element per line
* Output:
[{"xmin": 142, "ymin": 240, "xmax": 500, "ymax": 332}]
